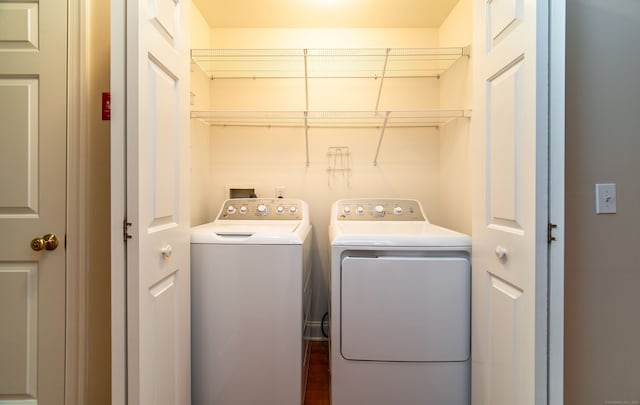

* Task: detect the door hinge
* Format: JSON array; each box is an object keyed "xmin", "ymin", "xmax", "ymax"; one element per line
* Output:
[
  {"xmin": 547, "ymin": 223, "xmax": 558, "ymax": 244},
  {"xmin": 123, "ymin": 220, "xmax": 133, "ymax": 242}
]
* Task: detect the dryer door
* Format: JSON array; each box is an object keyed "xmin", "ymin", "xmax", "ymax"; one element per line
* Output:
[{"xmin": 341, "ymin": 256, "xmax": 470, "ymax": 362}]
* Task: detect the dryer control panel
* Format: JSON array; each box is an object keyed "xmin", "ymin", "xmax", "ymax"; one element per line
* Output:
[
  {"xmin": 336, "ymin": 199, "xmax": 425, "ymax": 221},
  {"xmin": 218, "ymin": 198, "xmax": 303, "ymax": 220}
]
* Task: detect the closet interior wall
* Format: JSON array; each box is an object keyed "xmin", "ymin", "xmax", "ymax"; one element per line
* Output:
[{"xmin": 189, "ymin": 0, "xmax": 471, "ymax": 336}]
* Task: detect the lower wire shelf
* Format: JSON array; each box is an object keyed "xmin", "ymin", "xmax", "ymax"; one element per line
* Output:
[{"xmin": 191, "ymin": 109, "xmax": 471, "ymax": 166}]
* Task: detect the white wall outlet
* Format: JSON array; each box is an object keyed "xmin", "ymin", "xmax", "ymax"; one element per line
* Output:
[
  {"xmin": 595, "ymin": 183, "xmax": 616, "ymax": 214},
  {"xmin": 275, "ymin": 186, "xmax": 286, "ymax": 199}
]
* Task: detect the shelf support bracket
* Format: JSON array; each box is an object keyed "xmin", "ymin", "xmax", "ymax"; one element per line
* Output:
[
  {"xmin": 373, "ymin": 111, "xmax": 391, "ymax": 166},
  {"xmin": 303, "ymin": 50, "xmax": 310, "ymax": 166},
  {"xmin": 375, "ymin": 48, "xmax": 391, "ymax": 111},
  {"xmin": 304, "ymin": 111, "xmax": 310, "ymax": 167}
]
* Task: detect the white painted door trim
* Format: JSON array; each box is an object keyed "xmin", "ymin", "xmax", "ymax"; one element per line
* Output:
[
  {"xmin": 548, "ymin": 1, "xmax": 566, "ymax": 404},
  {"xmin": 110, "ymin": 0, "xmax": 127, "ymax": 402},
  {"xmin": 65, "ymin": 0, "xmax": 89, "ymax": 403}
]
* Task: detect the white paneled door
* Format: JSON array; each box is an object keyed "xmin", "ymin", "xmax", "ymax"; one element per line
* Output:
[
  {"xmin": 111, "ymin": 0, "xmax": 191, "ymax": 403},
  {"xmin": 472, "ymin": 0, "xmax": 564, "ymax": 404},
  {"xmin": 0, "ymin": 0, "xmax": 67, "ymax": 404}
]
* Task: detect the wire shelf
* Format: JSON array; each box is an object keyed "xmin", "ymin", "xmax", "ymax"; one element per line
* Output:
[
  {"xmin": 190, "ymin": 109, "xmax": 470, "ymax": 128},
  {"xmin": 191, "ymin": 47, "xmax": 469, "ymax": 79}
]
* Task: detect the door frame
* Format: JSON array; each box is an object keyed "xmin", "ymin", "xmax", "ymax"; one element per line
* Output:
[
  {"xmin": 66, "ymin": 0, "xmax": 89, "ymax": 402},
  {"xmin": 548, "ymin": 1, "xmax": 566, "ymax": 404},
  {"xmin": 98, "ymin": 2, "xmax": 567, "ymax": 404},
  {"xmin": 110, "ymin": 0, "xmax": 126, "ymax": 401}
]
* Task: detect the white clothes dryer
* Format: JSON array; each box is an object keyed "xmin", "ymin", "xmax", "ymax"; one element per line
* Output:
[
  {"xmin": 329, "ymin": 198, "xmax": 471, "ymax": 405},
  {"xmin": 191, "ymin": 198, "xmax": 312, "ymax": 405}
]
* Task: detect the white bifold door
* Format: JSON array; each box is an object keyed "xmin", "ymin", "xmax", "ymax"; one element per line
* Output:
[
  {"xmin": 111, "ymin": 0, "xmax": 191, "ymax": 404},
  {"xmin": 471, "ymin": 0, "xmax": 565, "ymax": 404}
]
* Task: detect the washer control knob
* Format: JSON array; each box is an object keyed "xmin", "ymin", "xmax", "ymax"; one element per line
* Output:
[
  {"xmin": 240, "ymin": 206, "xmax": 248, "ymax": 214},
  {"xmin": 226, "ymin": 205, "xmax": 237, "ymax": 215},
  {"xmin": 289, "ymin": 206, "xmax": 298, "ymax": 214},
  {"xmin": 374, "ymin": 205, "xmax": 385, "ymax": 215},
  {"xmin": 356, "ymin": 206, "xmax": 365, "ymax": 215},
  {"xmin": 394, "ymin": 206, "xmax": 403, "ymax": 215},
  {"xmin": 276, "ymin": 206, "xmax": 285, "ymax": 214},
  {"xmin": 343, "ymin": 206, "xmax": 351, "ymax": 214},
  {"xmin": 256, "ymin": 204, "xmax": 268, "ymax": 214}
]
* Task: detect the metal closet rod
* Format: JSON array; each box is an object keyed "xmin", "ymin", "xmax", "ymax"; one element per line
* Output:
[
  {"xmin": 206, "ymin": 74, "xmax": 444, "ymax": 80},
  {"xmin": 190, "ymin": 110, "xmax": 470, "ymax": 121}
]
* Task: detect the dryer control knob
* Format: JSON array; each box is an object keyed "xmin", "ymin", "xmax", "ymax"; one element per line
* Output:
[
  {"xmin": 394, "ymin": 206, "xmax": 403, "ymax": 215},
  {"xmin": 226, "ymin": 205, "xmax": 237, "ymax": 215},
  {"xmin": 289, "ymin": 206, "xmax": 298, "ymax": 214},
  {"xmin": 240, "ymin": 206, "xmax": 248, "ymax": 214},
  {"xmin": 256, "ymin": 204, "xmax": 268, "ymax": 214},
  {"xmin": 375, "ymin": 205, "xmax": 385, "ymax": 215},
  {"xmin": 343, "ymin": 206, "xmax": 351, "ymax": 214},
  {"xmin": 356, "ymin": 206, "xmax": 365, "ymax": 215},
  {"xmin": 276, "ymin": 206, "xmax": 285, "ymax": 214}
]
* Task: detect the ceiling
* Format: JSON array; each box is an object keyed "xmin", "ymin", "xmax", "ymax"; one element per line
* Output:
[{"xmin": 192, "ymin": 0, "xmax": 460, "ymax": 29}]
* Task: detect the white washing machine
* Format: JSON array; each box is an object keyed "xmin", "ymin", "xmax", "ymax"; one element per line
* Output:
[
  {"xmin": 191, "ymin": 198, "xmax": 312, "ymax": 405},
  {"xmin": 329, "ymin": 198, "xmax": 471, "ymax": 405}
]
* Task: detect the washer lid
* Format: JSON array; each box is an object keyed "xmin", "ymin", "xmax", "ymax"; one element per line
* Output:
[
  {"xmin": 331, "ymin": 221, "xmax": 470, "ymax": 247},
  {"xmin": 191, "ymin": 221, "xmax": 308, "ymax": 244}
]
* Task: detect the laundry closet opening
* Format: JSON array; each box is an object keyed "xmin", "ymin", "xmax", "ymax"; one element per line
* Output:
[{"xmin": 189, "ymin": 0, "xmax": 472, "ymax": 339}]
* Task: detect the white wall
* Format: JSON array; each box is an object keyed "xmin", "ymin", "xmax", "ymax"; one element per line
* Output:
[
  {"xmin": 87, "ymin": 0, "xmax": 112, "ymax": 401},
  {"xmin": 191, "ymin": 11, "xmax": 472, "ymax": 333},
  {"xmin": 438, "ymin": 0, "xmax": 471, "ymax": 235},
  {"xmin": 190, "ymin": 2, "xmax": 212, "ymax": 225},
  {"xmin": 209, "ymin": 28, "xmax": 439, "ymax": 49},
  {"xmin": 565, "ymin": 0, "xmax": 640, "ymax": 402}
]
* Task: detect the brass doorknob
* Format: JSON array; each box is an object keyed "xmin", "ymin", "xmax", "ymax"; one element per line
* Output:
[{"xmin": 31, "ymin": 234, "xmax": 59, "ymax": 251}]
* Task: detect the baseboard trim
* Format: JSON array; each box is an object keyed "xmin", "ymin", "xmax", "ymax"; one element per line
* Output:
[{"xmin": 305, "ymin": 320, "xmax": 329, "ymax": 341}]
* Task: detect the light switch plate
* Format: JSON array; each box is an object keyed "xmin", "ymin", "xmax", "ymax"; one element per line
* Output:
[{"xmin": 595, "ymin": 183, "xmax": 616, "ymax": 214}]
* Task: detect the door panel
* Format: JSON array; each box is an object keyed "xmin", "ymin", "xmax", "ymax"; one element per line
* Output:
[
  {"xmin": 0, "ymin": 3, "xmax": 39, "ymax": 49},
  {"xmin": 149, "ymin": 0, "xmax": 178, "ymax": 43},
  {"xmin": 147, "ymin": 57, "xmax": 179, "ymax": 228},
  {"xmin": 0, "ymin": 78, "xmax": 38, "ymax": 215},
  {"xmin": 0, "ymin": 263, "xmax": 37, "ymax": 397},
  {"xmin": 487, "ymin": 57, "xmax": 524, "ymax": 230},
  {"xmin": 487, "ymin": 275, "xmax": 523, "ymax": 405},
  {"xmin": 488, "ymin": 0, "xmax": 523, "ymax": 48},
  {"xmin": 0, "ymin": 0, "xmax": 67, "ymax": 403},
  {"xmin": 147, "ymin": 274, "xmax": 179, "ymax": 405}
]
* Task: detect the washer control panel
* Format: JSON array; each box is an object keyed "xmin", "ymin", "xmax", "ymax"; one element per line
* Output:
[
  {"xmin": 218, "ymin": 198, "xmax": 303, "ymax": 220},
  {"xmin": 336, "ymin": 199, "xmax": 425, "ymax": 221}
]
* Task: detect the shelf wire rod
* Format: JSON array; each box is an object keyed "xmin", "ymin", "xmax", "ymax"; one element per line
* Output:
[
  {"xmin": 374, "ymin": 48, "xmax": 391, "ymax": 111},
  {"xmin": 304, "ymin": 111, "xmax": 310, "ymax": 167},
  {"xmin": 373, "ymin": 111, "xmax": 391, "ymax": 166},
  {"xmin": 304, "ymin": 49, "xmax": 309, "ymax": 111}
]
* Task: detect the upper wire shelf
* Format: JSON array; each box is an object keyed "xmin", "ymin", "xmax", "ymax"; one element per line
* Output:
[
  {"xmin": 190, "ymin": 110, "xmax": 471, "ymax": 128},
  {"xmin": 191, "ymin": 47, "xmax": 469, "ymax": 79}
]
